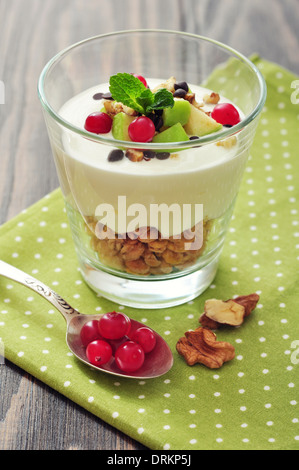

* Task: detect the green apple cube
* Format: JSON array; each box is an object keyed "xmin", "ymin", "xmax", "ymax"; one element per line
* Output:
[
  {"xmin": 163, "ymin": 99, "xmax": 191, "ymax": 127},
  {"xmin": 152, "ymin": 122, "xmax": 189, "ymax": 152},
  {"xmin": 184, "ymin": 105, "xmax": 222, "ymax": 136},
  {"xmin": 112, "ymin": 112, "xmax": 135, "ymax": 141},
  {"xmin": 152, "ymin": 122, "xmax": 189, "ymax": 144}
]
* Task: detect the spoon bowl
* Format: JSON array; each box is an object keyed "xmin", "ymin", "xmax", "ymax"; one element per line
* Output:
[
  {"xmin": 0, "ymin": 260, "xmax": 173, "ymax": 379},
  {"xmin": 67, "ymin": 314, "xmax": 173, "ymax": 379}
]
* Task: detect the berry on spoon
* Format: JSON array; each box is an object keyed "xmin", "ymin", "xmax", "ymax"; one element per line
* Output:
[
  {"xmin": 115, "ymin": 340, "xmax": 145, "ymax": 373},
  {"xmin": 98, "ymin": 311, "xmax": 131, "ymax": 340},
  {"xmin": 86, "ymin": 339, "xmax": 112, "ymax": 366},
  {"xmin": 80, "ymin": 319, "xmax": 102, "ymax": 347},
  {"xmin": 130, "ymin": 327, "xmax": 156, "ymax": 353}
]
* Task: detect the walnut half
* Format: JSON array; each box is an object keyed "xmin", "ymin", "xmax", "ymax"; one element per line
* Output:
[
  {"xmin": 176, "ymin": 327, "xmax": 235, "ymax": 369},
  {"xmin": 199, "ymin": 293, "xmax": 260, "ymax": 329}
]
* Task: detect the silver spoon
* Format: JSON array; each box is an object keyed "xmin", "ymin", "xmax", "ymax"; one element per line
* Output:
[{"xmin": 0, "ymin": 260, "xmax": 173, "ymax": 379}]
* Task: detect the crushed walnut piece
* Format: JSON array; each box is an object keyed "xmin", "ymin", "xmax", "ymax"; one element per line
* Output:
[
  {"xmin": 103, "ymin": 99, "xmax": 138, "ymax": 117},
  {"xmin": 216, "ymin": 135, "xmax": 237, "ymax": 149},
  {"xmin": 203, "ymin": 92, "xmax": 220, "ymax": 104},
  {"xmin": 184, "ymin": 92, "xmax": 195, "ymax": 103},
  {"xmin": 183, "ymin": 91, "xmax": 204, "ymax": 110},
  {"xmin": 176, "ymin": 327, "xmax": 235, "ymax": 369},
  {"xmin": 152, "ymin": 76, "xmax": 176, "ymax": 94},
  {"xmin": 199, "ymin": 293, "xmax": 260, "ymax": 329},
  {"xmin": 125, "ymin": 149, "xmax": 144, "ymax": 162}
]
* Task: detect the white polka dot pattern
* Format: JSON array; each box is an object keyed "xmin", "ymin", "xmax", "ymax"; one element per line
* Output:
[{"xmin": 0, "ymin": 57, "xmax": 298, "ymax": 450}]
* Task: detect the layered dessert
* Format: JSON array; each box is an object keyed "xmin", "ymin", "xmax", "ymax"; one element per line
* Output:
[{"xmin": 57, "ymin": 73, "xmax": 246, "ymax": 277}]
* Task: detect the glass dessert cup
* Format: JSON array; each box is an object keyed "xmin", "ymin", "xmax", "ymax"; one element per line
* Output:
[{"xmin": 38, "ymin": 30, "xmax": 266, "ymax": 309}]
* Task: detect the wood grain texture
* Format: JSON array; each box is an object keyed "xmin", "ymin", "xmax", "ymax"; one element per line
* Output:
[{"xmin": 0, "ymin": 0, "xmax": 299, "ymax": 450}]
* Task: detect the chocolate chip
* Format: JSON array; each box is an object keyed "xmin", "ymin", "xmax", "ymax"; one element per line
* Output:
[
  {"xmin": 102, "ymin": 92, "xmax": 113, "ymax": 100},
  {"xmin": 173, "ymin": 88, "xmax": 187, "ymax": 98},
  {"xmin": 155, "ymin": 116, "xmax": 164, "ymax": 131},
  {"xmin": 93, "ymin": 91, "xmax": 113, "ymax": 100},
  {"xmin": 174, "ymin": 81, "xmax": 189, "ymax": 92},
  {"xmin": 143, "ymin": 150, "xmax": 156, "ymax": 160},
  {"xmin": 107, "ymin": 149, "xmax": 124, "ymax": 162},
  {"xmin": 156, "ymin": 152, "xmax": 170, "ymax": 160},
  {"xmin": 93, "ymin": 92, "xmax": 104, "ymax": 100},
  {"xmin": 148, "ymin": 112, "xmax": 163, "ymax": 131},
  {"xmin": 189, "ymin": 136, "xmax": 201, "ymax": 147}
]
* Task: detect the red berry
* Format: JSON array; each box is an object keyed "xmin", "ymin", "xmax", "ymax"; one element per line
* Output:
[
  {"xmin": 109, "ymin": 335, "xmax": 130, "ymax": 355},
  {"xmin": 80, "ymin": 320, "xmax": 102, "ymax": 347},
  {"xmin": 130, "ymin": 327, "xmax": 156, "ymax": 353},
  {"xmin": 128, "ymin": 116, "xmax": 156, "ymax": 143},
  {"xmin": 115, "ymin": 341, "xmax": 145, "ymax": 373},
  {"xmin": 86, "ymin": 339, "xmax": 112, "ymax": 366},
  {"xmin": 211, "ymin": 103, "xmax": 240, "ymax": 126},
  {"xmin": 132, "ymin": 74, "xmax": 148, "ymax": 88},
  {"xmin": 84, "ymin": 112, "xmax": 112, "ymax": 134},
  {"xmin": 98, "ymin": 311, "xmax": 131, "ymax": 340}
]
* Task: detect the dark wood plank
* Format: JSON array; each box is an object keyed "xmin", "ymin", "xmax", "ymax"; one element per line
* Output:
[
  {"xmin": 0, "ymin": 0, "xmax": 299, "ymax": 450},
  {"xmin": 0, "ymin": 361, "xmax": 146, "ymax": 450}
]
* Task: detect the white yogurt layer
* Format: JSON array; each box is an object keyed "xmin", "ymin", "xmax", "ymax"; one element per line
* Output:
[{"xmin": 57, "ymin": 80, "xmax": 247, "ymax": 236}]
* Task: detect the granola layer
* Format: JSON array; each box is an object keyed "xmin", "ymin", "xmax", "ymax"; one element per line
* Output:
[{"xmin": 85, "ymin": 217, "xmax": 212, "ymax": 276}]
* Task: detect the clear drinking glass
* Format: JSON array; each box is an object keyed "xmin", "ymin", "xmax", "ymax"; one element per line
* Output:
[{"xmin": 38, "ymin": 30, "xmax": 266, "ymax": 308}]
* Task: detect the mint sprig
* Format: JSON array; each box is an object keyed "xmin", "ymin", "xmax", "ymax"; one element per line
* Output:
[{"xmin": 109, "ymin": 73, "xmax": 174, "ymax": 115}]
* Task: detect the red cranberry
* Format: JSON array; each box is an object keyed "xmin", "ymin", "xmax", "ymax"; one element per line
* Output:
[
  {"xmin": 114, "ymin": 341, "xmax": 145, "ymax": 373},
  {"xmin": 86, "ymin": 339, "xmax": 112, "ymax": 366},
  {"xmin": 130, "ymin": 327, "xmax": 156, "ymax": 353},
  {"xmin": 84, "ymin": 112, "xmax": 112, "ymax": 134},
  {"xmin": 211, "ymin": 103, "xmax": 240, "ymax": 126},
  {"xmin": 128, "ymin": 116, "xmax": 156, "ymax": 143},
  {"xmin": 131, "ymin": 74, "xmax": 148, "ymax": 88}
]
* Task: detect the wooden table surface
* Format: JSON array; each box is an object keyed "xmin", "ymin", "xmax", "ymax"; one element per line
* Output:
[{"xmin": 0, "ymin": 0, "xmax": 298, "ymax": 451}]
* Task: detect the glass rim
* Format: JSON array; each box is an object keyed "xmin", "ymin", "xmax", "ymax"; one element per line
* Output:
[{"xmin": 37, "ymin": 29, "xmax": 267, "ymax": 149}]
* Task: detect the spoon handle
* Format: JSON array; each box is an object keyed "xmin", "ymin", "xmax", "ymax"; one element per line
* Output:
[{"xmin": 0, "ymin": 259, "xmax": 80, "ymax": 322}]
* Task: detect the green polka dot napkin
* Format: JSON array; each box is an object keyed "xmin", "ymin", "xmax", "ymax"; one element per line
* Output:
[{"xmin": 0, "ymin": 57, "xmax": 298, "ymax": 450}]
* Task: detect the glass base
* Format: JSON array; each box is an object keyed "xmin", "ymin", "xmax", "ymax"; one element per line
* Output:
[{"xmin": 78, "ymin": 255, "xmax": 219, "ymax": 309}]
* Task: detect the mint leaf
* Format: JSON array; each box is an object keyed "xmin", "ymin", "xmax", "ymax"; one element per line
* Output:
[
  {"xmin": 146, "ymin": 88, "xmax": 174, "ymax": 113},
  {"xmin": 136, "ymin": 88, "xmax": 154, "ymax": 112},
  {"xmin": 109, "ymin": 73, "xmax": 175, "ymax": 115},
  {"xmin": 109, "ymin": 73, "xmax": 146, "ymax": 113}
]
